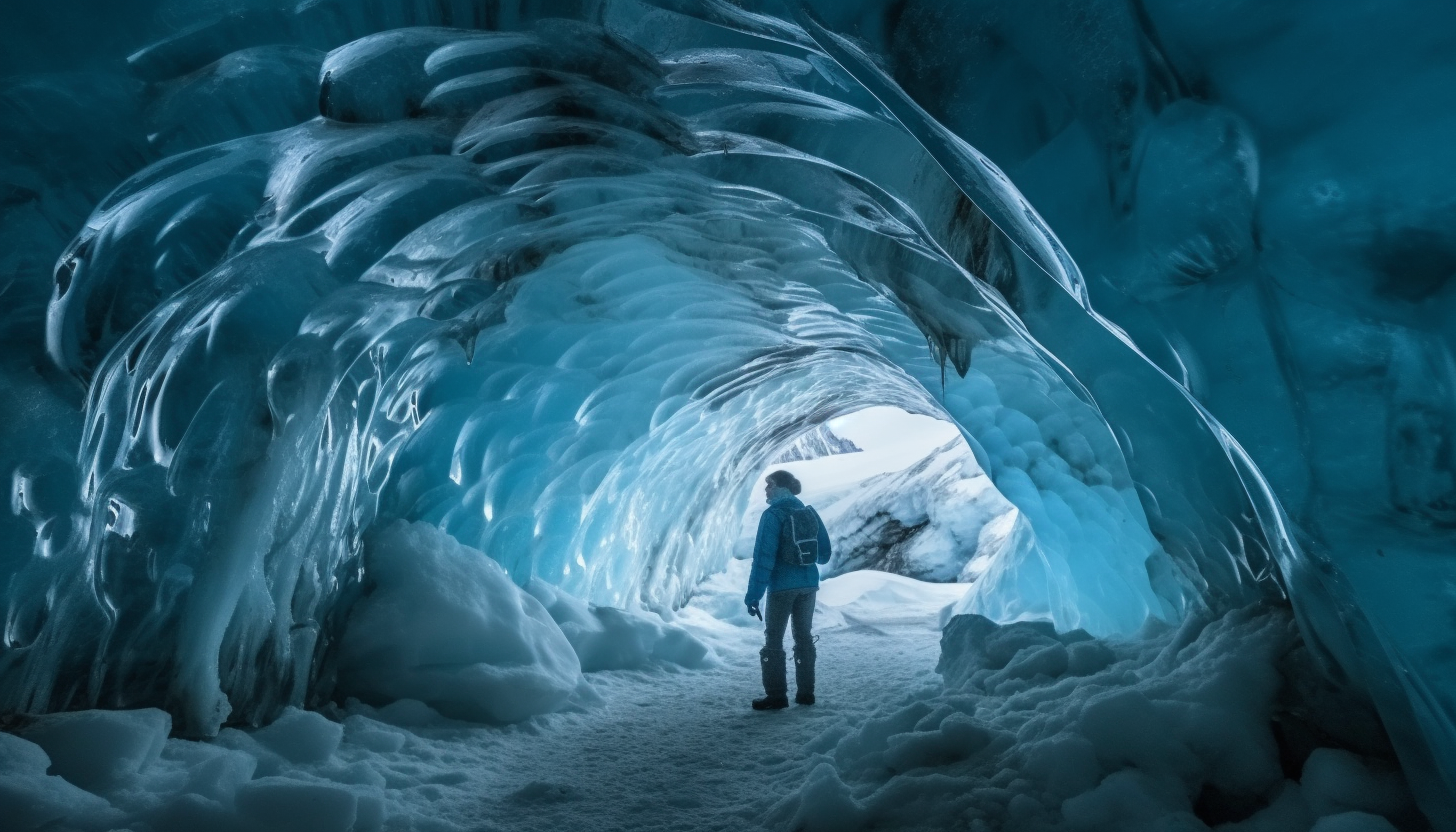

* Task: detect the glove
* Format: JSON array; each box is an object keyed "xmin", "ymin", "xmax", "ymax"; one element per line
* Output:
[{"xmin": 747, "ymin": 602, "xmax": 761, "ymax": 620}]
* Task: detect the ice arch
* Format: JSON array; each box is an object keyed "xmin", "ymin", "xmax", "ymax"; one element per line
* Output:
[{"xmin": 2, "ymin": 0, "xmax": 1306, "ymax": 747}]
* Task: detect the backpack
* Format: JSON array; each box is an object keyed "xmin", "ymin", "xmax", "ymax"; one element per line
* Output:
[{"xmin": 775, "ymin": 505, "xmax": 822, "ymax": 567}]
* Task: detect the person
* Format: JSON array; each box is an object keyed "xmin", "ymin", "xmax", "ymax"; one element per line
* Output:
[{"xmin": 744, "ymin": 469, "xmax": 832, "ymax": 710}]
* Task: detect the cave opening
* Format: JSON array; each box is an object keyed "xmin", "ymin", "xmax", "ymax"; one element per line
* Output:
[{"xmin": 733, "ymin": 405, "xmax": 1018, "ymax": 595}]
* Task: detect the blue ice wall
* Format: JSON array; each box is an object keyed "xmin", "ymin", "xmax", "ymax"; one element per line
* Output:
[
  {"xmin": 791, "ymin": 0, "xmax": 1456, "ymax": 823},
  {"xmin": 0, "ymin": 0, "xmax": 1451, "ymax": 825}
]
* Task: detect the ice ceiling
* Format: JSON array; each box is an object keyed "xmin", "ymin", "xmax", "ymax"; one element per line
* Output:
[{"xmin": 0, "ymin": 0, "xmax": 1452, "ymax": 825}]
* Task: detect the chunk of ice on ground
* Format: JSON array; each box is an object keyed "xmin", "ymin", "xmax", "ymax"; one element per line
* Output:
[
  {"xmin": 234, "ymin": 777, "xmax": 362, "ymax": 832},
  {"xmin": 0, "ymin": 732, "xmax": 120, "ymax": 831},
  {"xmin": 252, "ymin": 707, "xmax": 344, "ymax": 764},
  {"xmin": 1309, "ymin": 812, "xmax": 1402, "ymax": 832},
  {"xmin": 19, "ymin": 708, "xmax": 170, "ymax": 792}
]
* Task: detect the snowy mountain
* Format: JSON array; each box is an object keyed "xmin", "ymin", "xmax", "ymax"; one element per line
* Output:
[
  {"xmin": 817, "ymin": 437, "xmax": 1019, "ymax": 582},
  {"xmin": 771, "ymin": 423, "xmax": 863, "ymax": 463}
]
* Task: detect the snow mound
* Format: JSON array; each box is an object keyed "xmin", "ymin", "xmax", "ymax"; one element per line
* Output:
[
  {"xmin": 18, "ymin": 708, "xmax": 170, "ymax": 792},
  {"xmin": 0, "ymin": 704, "xmax": 395, "ymax": 832},
  {"xmin": 524, "ymin": 578, "xmax": 716, "ymax": 672},
  {"xmin": 336, "ymin": 521, "xmax": 715, "ymax": 723},
  {"xmin": 776, "ymin": 605, "xmax": 1420, "ymax": 832},
  {"xmin": 336, "ymin": 521, "xmax": 582, "ymax": 724},
  {"xmin": 816, "ymin": 568, "xmax": 970, "ymax": 627},
  {"xmin": 818, "ymin": 568, "xmax": 972, "ymax": 610}
]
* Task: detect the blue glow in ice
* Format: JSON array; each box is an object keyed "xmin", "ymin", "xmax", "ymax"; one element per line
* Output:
[{"xmin": 1, "ymin": 1, "xmax": 1452, "ymax": 825}]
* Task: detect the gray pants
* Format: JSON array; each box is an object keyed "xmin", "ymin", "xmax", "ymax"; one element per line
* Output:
[{"xmin": 760, "ymin": 588, "xmax": 816, "ymax": 698}]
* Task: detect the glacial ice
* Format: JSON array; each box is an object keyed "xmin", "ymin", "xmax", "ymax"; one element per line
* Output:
[
  {"xmin": 800, "ymin": 0, "xmax": 1456, "ymax": 823},
  {"xmin": 4, "ymin": 1, "xmax": 1208, "ymax": 736},
  {"xmin": 0, "ymin": 0, "xmax": 1452, "ymax": 827},
  {"xmin": 742, "ymin": 408, "xmax": 1021, "ymax": 583}
]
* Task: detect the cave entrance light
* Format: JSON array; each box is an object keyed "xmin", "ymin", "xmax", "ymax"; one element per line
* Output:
[{"xmin": 734, "ymin": 406, "xmax": 1023, "ymax": 610}]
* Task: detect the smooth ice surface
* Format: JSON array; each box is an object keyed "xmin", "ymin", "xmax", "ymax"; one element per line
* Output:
[
  {"xmin": 0, "ymin": 1, "xmax": 1235, "ymax": 739},
  {"xmin": 794, "ymin": 0, "xmax": 1456, "ymax": 821},
  {"xmin": 0, "ymin": 0, "xmax": 1450, "ymax": 825}
]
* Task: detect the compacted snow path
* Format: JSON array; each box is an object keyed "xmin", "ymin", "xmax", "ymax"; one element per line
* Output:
[
  {"xmin": 373, "ymin": 565, "xmax": 967, "ymax": 832},
  {"xmin": 1, "ymin": 562, "xmax": 1425, "ymax": 832}
]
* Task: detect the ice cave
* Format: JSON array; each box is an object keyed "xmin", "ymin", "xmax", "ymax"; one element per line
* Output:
[{"xmin": 0, "ymin": 0, "xmax": 1453, "ymax": 830}]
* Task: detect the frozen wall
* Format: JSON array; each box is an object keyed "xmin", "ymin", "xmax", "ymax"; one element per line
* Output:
[
  {"xmin": 0, "ymin": 0, "xmax": 1446, "ymax": 823},
  {"xmin": 791, "ymin": 0, "xmax": 1456, "ymax": 824}
]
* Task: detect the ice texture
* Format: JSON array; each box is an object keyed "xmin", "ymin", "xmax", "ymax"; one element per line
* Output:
[
  {"xmin": 795, "ymin": 0, "xmax": 1456, "ymax": 823},
  {"xmin": 0, "ymin": 0, "xmax": 1449, "ymax": 825},
  {"xmin": 3, "ymin": 2, "xmax": 1211, "ymax": 735},
  {"xmin": 781, "ymin": 602, "xmax": 1422, "ymax": 832}
]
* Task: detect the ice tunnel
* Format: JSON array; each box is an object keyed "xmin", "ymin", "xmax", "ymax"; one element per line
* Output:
[{"xmin": 1, "ymin": 0, "xmax": 1452, "ymax": 828}]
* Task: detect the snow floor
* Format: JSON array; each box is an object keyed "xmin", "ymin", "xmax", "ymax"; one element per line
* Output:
[
  {"xmin": 391, "ymin": 566, "xmax": 971, "ymax": 832},
  {"xmin": 0, "ymin": 562, "xmax": 1427, "ymax": 832}
]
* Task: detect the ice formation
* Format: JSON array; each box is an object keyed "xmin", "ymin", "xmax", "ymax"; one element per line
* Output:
[
  {"xmin": 0, "ymin": 0, "xmax": 1452, "ymax": 827},
  {"xmin": 816, "ymin": 439, "xmax": 1024, "ymax": 584}
]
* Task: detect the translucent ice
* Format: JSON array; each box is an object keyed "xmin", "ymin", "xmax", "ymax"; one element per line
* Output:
[
  {"xmin": 4, "ymin": 7, "xmax": 1240, "ymax": 738},
  {"xmin": 0, "ymin": 0, "xmax": 1448, "ymax": 823}
]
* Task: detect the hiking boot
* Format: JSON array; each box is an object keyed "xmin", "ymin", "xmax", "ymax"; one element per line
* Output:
[
  {"xmin": 759, "ymin": 646, "xmax": 787, "ymax": 696},
  {"xmin": 752, "ymin": 695, "xmax": 789, "ymax": 710},
  {"xmin": 793, "ymin": 644, "xmax": 816, "ymax": 706}
]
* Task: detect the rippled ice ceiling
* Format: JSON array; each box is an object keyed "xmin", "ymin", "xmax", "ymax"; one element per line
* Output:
[{"xmin": 1, "ymin": 0, "xmax": 1453, "ymax": 824}]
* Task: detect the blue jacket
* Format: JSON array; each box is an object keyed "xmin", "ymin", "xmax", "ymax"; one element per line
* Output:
[{"xmin": 744, "ymin": 495, "xmax": 832, "ymax": 607}]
